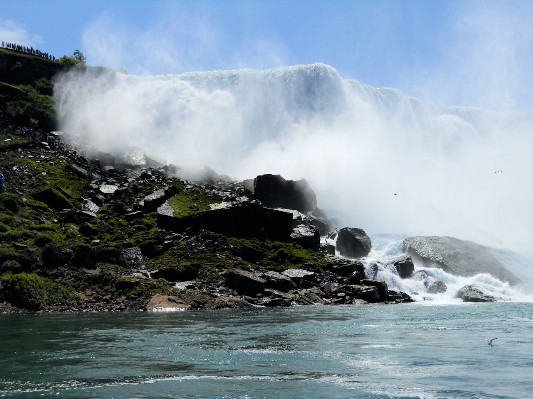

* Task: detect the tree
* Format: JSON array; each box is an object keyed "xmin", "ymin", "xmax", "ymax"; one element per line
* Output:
[
  {"xmin": 73, "ymin": 49, "xmax": 86, "ymax": 65},
  {"xmin": 58, "ymin": 50, "xmax": 86, "ymax": 66}
]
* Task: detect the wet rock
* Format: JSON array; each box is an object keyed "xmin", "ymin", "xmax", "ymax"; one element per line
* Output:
[
  {"xmin": 347, "ymin": 271, "xmax": 363, "ymax": 285},
  {"xmin": 326, "ymin": 258, "xmax": 365, "ymax": 277},
  {"xmin": 457, "ymin": 285, "xmax": 496, "ymax": 302},
  {"xmin": 226, "ymin": 269, "xmax": 266, "ymax": 297},
  {"xmin": 389, "ymin": 255, "xmax": 415, "ymax": 278},
  {"xmin": 253, "ymin": 174, "xmax": 317, "ymax": 213},
  {"xmin": 290, "ymin": 224, "xmax": 320, "ymax": 250},
  {"xmin": 388, "ymin": 290, "xmax": 414, "ymax": 303},
  {"xmin": 336, "ymin": 227, "xmax": 372, "ymax": 258},
  {"xmin": 146, "ymin": 294, "xmax": 190, "ymax": 311},
  {"xmin": 427, "ymin": 280, "xmax": 447, "ymax": 294},
  {"xmin": 403, "ymin": 236, "xmax": 520, "ymax": 285},
  {"xmin": 351, "ymin": 285, "xmax": 380, "ymax": 303},
  {"xmin": 360, "ymin": 279, "xmax": 388, "ymax": 302}
]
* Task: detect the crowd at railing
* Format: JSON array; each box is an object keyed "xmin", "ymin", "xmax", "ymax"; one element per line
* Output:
[{"xmin": 1, "ymin": 41, "xmax": 56, "ymax": 61}]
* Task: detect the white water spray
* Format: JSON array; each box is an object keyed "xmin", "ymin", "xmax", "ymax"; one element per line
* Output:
[{"xmin": 54, "ymin": 63, "xmax": 533, "ymax": 262}]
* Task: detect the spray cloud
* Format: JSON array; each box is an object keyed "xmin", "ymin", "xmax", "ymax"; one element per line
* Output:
[{"xmin": 54, "ymin": 63, "xmax": 533, "ymax": 256}]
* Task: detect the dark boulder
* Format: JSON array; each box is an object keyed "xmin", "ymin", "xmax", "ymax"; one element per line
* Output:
[
  {"xmin": 360, "ymin": 279, "xmax": 388, "ymax": 302},
  {"xmin": 41, "ymin": 243, "xmax": 71, "ymax": 268},
  {"xmin": 226, "ymin": 269, "xmax": 266, "ymax": 297},
  {"xmin": 351, "ymin": 285, "xmax": 380, "ymax": 303},
  {"xmin": 282, "ymin": 268, "xmax": 319, "ymax": 287},
  {"xmin": 72, "ymin": 245, "xmax": 97, "ymax": 269},
  {"xmin": 290, "ymin": 224, "xmax": 320, "ymax": 250},
  {"xmin": 336, "ymin": 227, "xmax": 372, "ymax": 258},
  {"xmin": 253, "ymin": 174, "xmax": 317, "ymax": 213},
  {"xmin": 457, "ymin": 285, "xmax": 496, "ymax": 302},
  {"xmin": 31, "ymin": 187, "xmax": 72, "ymax": 210},
  {"xmin": 157, "ymin": 202, "xmax": 293, "ymax": 242},
  {"xmin": 390, "ymin": 255, "xmax": 415, "ymax": 278},
  {"xmin": 326, "ymin": 258, "xmax": 365, "ymax": 277}
]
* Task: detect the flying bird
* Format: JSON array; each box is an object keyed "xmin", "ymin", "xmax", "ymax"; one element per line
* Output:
[
  {"xmin": 494, "ymin": 170, "xmax": 503, "ymax": 174},
  {"xmin": 488, "ymin": 338, "xmax": 498, "ymax": 346}
]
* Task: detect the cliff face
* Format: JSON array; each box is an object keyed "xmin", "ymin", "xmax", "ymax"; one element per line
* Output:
[
  {"xmin": 0, "ymin": 49, "xmax": 68, "ymax": 130},
  {"xmin": 0, "ymin": 48, "xmax": 64, "ymax": 85}
]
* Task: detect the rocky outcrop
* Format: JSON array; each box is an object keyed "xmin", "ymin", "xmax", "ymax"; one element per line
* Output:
[
  {"xmin": 336, "ymin": 227, "xmax": 372, "ymax": 258},
  {"xmin": 253, "ymin": 174, "xmax": 317, "ymax": 213},
  {"xmin": 157, "ymin": 202, "xmax": 293, "ymax": 241},
  {"xmin": 457, "ymin": 285, "xmax": 496, "ymax": 302},
  {"xmin": 403, "ymin": 236, "xmax": 520, "ymax": 285}
]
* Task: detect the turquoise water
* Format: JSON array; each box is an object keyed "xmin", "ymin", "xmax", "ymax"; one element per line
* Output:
[{"xmin": 1, "ymin": 303, "xmax": 532, "ymax": 398}]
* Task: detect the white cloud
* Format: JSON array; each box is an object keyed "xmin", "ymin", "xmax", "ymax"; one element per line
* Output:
[{"xmin": 0, "ymin": 18, "xmax": 42, "ymax": 46}]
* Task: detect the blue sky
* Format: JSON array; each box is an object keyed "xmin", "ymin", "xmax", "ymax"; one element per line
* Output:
[{"xmin": 1, "ymin": 0, "xmax": 532, "ymax": 109}]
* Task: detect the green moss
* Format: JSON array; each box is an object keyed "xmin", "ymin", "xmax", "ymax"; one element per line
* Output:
[
  {"xmin": 0, "ymin": 272, "xmax": 78, "ymax": 310},
  {"xmin": 114, "ymin": 276, "xmax": 172, "ymax": 300},
  {"xmin": 167, "ymin": 192, "xmax": 216, "ymax": 217}
]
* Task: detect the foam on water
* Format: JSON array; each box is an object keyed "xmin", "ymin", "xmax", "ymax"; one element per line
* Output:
[{"xmin": 365, "ymin": 234, "xmax": 533, "ymax": 303}]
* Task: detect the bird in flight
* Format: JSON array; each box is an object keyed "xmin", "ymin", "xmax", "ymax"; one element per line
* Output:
[{"xmin": 488, "ymin": 338, "xmax": 498, "ymax": 346}]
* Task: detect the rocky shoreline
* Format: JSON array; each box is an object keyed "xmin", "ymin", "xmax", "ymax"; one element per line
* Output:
[{"xmin": 0, "ymin": 128, "xmax": 422, "ymax": 313}]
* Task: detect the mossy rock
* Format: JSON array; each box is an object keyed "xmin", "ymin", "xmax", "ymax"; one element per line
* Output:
[
  {"xmin": 0, "ymin": 272, "xmax": 78, "ymax": 311},
  {"xmin": 31, "ymin": 187, "xmax": 72, "ymax": 211}
]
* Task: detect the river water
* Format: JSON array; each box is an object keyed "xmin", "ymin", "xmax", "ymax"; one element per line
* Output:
[{"xmin": 1, "ymin": 303, "xmax": 532, "ymax": 398}]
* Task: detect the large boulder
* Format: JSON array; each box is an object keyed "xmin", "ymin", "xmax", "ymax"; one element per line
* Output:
[
  {"xmin": 457, "ymin": 285, "xmax": 496, "ymax": 302},
  {"xmin": 336, "ymin": 227, "xmax": 372, "ymax": 258},
  {"xmin": 226, "ymin": 269, "xmax": 266, "ymax": 297},
  {"xmin": 360, "ymin": 279, "xmax": 388, "ymax": 302},
  {"xmin": 290, "ymin": 224, "xmax": 320, "ymax": 250},
  {"xmin": 31, "ymin": 187, "xmax": 72, "ymax": 210},
  {"xmin": 253, "ymin": 174, "xmax": 317, "ymax": 213},
  {"xmin": 261, "ymin": 271, "xmax": 296, "ymax": 292},
  {"xmin": 157, "ymin": 202, "xmax": 293, "ymax": 241},
  {"xmin": 390, "ymin": 255, "xmax": 415, "ymax": 279},
  {"xmin": 403, "ymin": 236, "xmax": 520, "ymax": 285}
]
